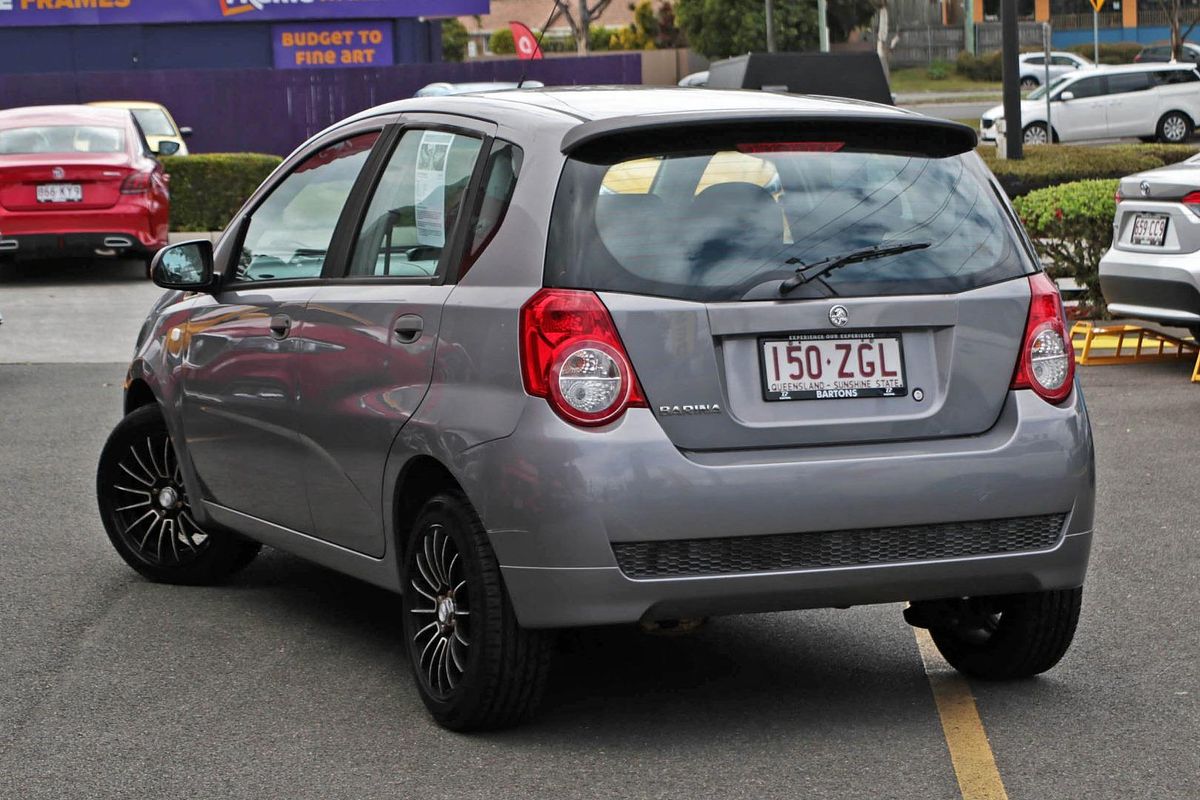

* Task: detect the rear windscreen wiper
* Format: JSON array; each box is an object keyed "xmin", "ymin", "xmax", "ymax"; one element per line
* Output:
[{"xmin": 778, "ymin": 241, "xmax": 931, "ymax": 295}]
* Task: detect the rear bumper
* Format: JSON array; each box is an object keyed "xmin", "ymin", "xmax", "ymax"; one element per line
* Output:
[
  {"xmin": 465, "ymin": 389, "xmax": 1095, "ymax": 628},
  {"xmin": 1099, "ymin": 246, "xmax": 1200, "ymax": 326},
  {"xmin": 0, "ymin": 204, "xmax": 165, "ymax": 258}
]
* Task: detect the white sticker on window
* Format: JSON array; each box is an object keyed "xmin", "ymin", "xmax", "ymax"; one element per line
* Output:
[{"xmin": 415, "ymin": 131, "xmax": 454, "ymax": 248}]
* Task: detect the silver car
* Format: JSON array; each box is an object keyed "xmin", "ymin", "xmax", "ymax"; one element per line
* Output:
[
  {"xmin": 1018, "ymin": 51, "xmax": 1092, "ymax": 91},
  {"xmin": 1100, "ymin": 155, "xmax": 1200, "ymax": 338},
  {"xmin": 96, "ymin": 88, "xmax": 1095, "ymax": 731}
]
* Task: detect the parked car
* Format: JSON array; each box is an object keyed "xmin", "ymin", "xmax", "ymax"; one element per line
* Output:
[
  {"xmin": 414, "ymin": 81, "xmax": 543, "ymax": 97},
  {"xmin": 97, "ymin": 87, "xmax": 1094, "ymax": 731},
  {"xmin": 1135, "ymin": 41, "xmax": 1200, "ymax": 64},
  {"xmin": 980, "ymin": 63, "xmax": 1200, "ymax": 144},
  {"xmin": 0, "ymin": 105, "xmax": 170, "ymax": 266},
  {"xmin": 678, "ymin": 69, "xmax": 710, "ymax": 87},
  {"xmin": 1099, "ymin": 154, "xmax": 1200, "ymax": 339},
  {"xmin": 89, "ymin": 101, "xmax": 192, "ymax": 157},
  {"xmin": 1018, "ymin": 51, "xmax": 1093, "ymax": 90}
]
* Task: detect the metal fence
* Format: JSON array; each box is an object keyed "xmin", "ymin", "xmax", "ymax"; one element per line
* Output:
[
  {"xmin": 0, "ymin": 55, "xmax": 643, "ymax": 155},
  {"xmin": 891, "ymin": 26, "xmax": 965, "ymax": 67},
  {"xmin": 1050, "ymin": 11, "xmax": 1124, "ymax": 29},
  {"xmin": 976, "ymin": 21, "xmax": 1048, "ymax": 51}
]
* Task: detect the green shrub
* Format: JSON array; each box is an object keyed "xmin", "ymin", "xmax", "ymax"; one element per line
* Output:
[
  {"xmin": 955, "ymin": 50, "xmax": 1003, "ymax": 81},
  {"xmin": 981, "ymin": 144, "xmax": 1198, "ymax": 197},
  {"xmin": 441, "ymin": 18, "xmax": 470, "ymax": 62},
  {"xmin": 488, "ymin": 27, "xmax": 515, "ymax": 55},
  {"xmin": 926, "ymin": 60, "xmax": 951, "ymax": 80},
  {"xmin": 162, "ymin": 153, "xmax": 282, "ymax": 232},
  {"xmin": 1067, "ymin": 41, "xmax": 1143, "ymax": 65},
  {"xmin": 1013, "ymin": 179, "xmax": 1117, "ymax": 316}
]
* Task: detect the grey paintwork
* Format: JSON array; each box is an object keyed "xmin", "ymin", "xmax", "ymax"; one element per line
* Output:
[
  {"xmin": 1099, "ymin": 159, "xmax": 1200, "ymax": 328},
  {"xmin": 123, "ymin": 88, "xmax": 1095, "ymax": 628}
]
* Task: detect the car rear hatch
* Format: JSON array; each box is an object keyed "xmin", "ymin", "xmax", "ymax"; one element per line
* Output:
[
  {"xmin": 547, "ymin": 113, "xmax": 1038, "ymax": 450},
  {"xmin": 0, "ymin": 153, "xmax": 134, "ymax": 212}
]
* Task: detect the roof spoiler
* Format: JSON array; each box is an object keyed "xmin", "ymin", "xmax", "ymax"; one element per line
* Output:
[{"xmin": 561, "ymin": 111, "xmax": 978, "ymax": 161}]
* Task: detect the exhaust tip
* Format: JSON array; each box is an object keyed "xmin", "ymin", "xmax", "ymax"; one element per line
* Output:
[{"xmin": 103, "ymin": 237, "xmax": 134, "ymax": 249}]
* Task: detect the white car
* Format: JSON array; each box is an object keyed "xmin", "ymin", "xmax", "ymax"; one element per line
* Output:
[
  {"xmin": 1019, "ymin": 51, "xmax": 1092, "ymax": 90},
  {"xmin": 980, "ymin": 63, "xmax": 1200, "ymax": 145}
]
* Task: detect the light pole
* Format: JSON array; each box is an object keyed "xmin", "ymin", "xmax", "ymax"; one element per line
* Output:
[
  {"xmin": 765, "ymin": 0, "xmax": 777, "ymax": 52},
  {"xmin": 1001, "ymin": 0, "xmax": 1022, "ymax": 159}
]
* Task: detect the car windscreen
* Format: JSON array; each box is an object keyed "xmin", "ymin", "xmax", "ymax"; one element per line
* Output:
[
  {"xmin": 546, "ymin": 140, "xmax": 1031, "ymax": 302},
  {"xmin": 131, "ymin": 109, "xmax": 175, "ymax": 137},
  {"xmin": 0, "ymin": 125, "xmax": 126, "ymax": 155}
]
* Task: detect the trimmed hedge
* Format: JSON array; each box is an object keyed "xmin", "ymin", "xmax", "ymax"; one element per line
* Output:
[
  {"xmin": 1066, "ymin": 42, "xmax": 1143, "ymax": 65},
  {"xmin": 955, "ymin": 50, "xmax": 1003, "ymax": 81},
  {"xmin": 982, "ymin": 144, "xmax": 1198, "ymax": 197},
  {"xmin": 162, "ymin": 153, "xmax": 283, "ymax": 232},
  {"xmin": 1013, "ymin": 179, "xmax": 1117, "ymax": 316}
]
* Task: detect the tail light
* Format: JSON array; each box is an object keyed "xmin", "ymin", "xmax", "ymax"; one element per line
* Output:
[
  {"xmin": 520, "ymin": 288, "xmax": 647, "ymax": 426},
  {"xmin": 1181, "ymin": 190, "xmax": 1200, "ymax": 214},
  {"xmin": 1115, "ymin": 188, "xmax": 1123, "ymax": 204},
  {"xmin": 1011, "ymin": 272, "xmax": 1075, "ymax": 403},
  {"xmin": 121, "ymin": 171, "xmax": 152, "ymax": 194}
]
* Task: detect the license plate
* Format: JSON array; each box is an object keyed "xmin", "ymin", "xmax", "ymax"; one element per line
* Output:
[
  {"xmin": 760, "ymin": 332, "xmax": 907, "ymax": 401},
  {"xmin": 1130, "ymin": 214, "xmax": 1168, "ymax": 246},
  {"xmin": 36, "ymin": 183, "xmax": 82, "ymax": 204}
]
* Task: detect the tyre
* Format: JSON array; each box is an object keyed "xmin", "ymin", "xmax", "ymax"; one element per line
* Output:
[
  {"xmin": 1157, "ymin": 111, "xmax": 1193, "ymax": 143},
  {"xmin": 96, "ymin": 404, "xmax": 260, "ymax": 584},
  {"xmin": 928, "ymin": 588, "xmax": 1082, "ymax": 680},
  {"xmin": 1022, "ymin": 122, "xmax": 1051, "ymax": 145},
  {"xmin": 401, "ymin": 491, "xmax": 553, "ymax": 731},
  {"xmin": 1020, "ymin": 76, "xmax": 1039, "ymax": 91}
]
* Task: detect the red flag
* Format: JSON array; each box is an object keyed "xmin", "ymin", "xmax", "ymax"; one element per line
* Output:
[{"xmin": 509, "ymin": 21, "xmax": 544, "ymax": 60}]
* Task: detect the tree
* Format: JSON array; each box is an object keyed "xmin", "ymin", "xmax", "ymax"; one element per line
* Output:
[
  {"xmin": 676, "ymin": 0, "xmax": 873, "ymax": 59},
  {"xmin": 1156, "ymin": 0, "xmax": 1200, "ymax": 61},
  {"xmin": 441, "ymin": 18, "xmax": 470, "ymax": 62}
]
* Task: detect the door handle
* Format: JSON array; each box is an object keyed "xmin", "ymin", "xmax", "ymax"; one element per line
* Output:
[
  {"xmin": 393, "ymin": 314, "xmax": 424, "ymax": 344},
  {"xmin": 269, "ymin": 314, "xmax": 292, "ymax": 340}
]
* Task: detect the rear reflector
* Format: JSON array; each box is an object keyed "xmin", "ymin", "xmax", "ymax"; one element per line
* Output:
[
  {"xmin": 1011, "ymin": 272, "xmax": 1075, "ymax": 404},
  {"xmin": 736, "ymin": 142, "xmax": 845, "ymax": 154},
  {"xmin": 519, "ymin": 288, "xmax": 647, "ymax": 426}
]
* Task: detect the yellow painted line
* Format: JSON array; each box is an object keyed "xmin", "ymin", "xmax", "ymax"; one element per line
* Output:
[{"xmin": 914, "ymin": 628, "xmax": 1010, "ymax": 800}]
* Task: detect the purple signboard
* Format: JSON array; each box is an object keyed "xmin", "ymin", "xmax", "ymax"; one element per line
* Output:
[
  {"xmin": 273, "ymin": 21, "xmax": 393, "ymax": 69},
  {"xmin": 0, "ymin": 0, "xmax": 487, "ymax": 27}
]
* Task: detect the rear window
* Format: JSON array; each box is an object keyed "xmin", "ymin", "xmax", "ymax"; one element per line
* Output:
[
  {"xmin": 0, "ymin": 125, "xmax": 126, "ymax": 155},
  {"xmin": 546, "ymin": 138, "xmax": 1031, "ymax": 302}
]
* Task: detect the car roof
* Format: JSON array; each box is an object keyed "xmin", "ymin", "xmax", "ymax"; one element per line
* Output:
[
  {"xmin": 1065, "ymin": 62, "xmax": 1197, "ymax": 78},
  {"xmin": 356, "ymin": 86, "xmax": 909, "ymax": 126},
  {"xmin": 88, "ymin": 101, "xmax": 169, "ymax": 111},
  {"xmin": 0, "ymin": 104, "xmax": 133, "ymax": 127}
]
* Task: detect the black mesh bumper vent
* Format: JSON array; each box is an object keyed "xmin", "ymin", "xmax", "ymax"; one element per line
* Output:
[{"xmin": 612, "ymin": 514, "xmax": 1067, "ymax": 579}]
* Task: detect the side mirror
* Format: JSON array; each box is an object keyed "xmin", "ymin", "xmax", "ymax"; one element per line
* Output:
[
  {"xmin": 155, "ymin": 140, "xmax": 181, "ymax": 157},
  {"xmin": 1059, "ymin": 91, "xmax": 1075, "ymax": 102},
  {"xmin": 151, "ymin": 240, "xmax": 215, "ymax": 291},
  {"xmin": 178, "ymin": 126, "xmax": 194, "ymax": 138}
]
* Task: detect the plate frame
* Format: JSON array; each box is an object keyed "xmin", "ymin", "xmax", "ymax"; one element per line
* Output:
[
  {"xmin": 757, "ymin": 330, "xmax": 909, "ymax": 402},
  {"xmin": 36, "ymin": 183, "xmax": 83, "ymax": 204},
  {"xmin": 1130, "ymin": 212, "xmax": 1169, "ymax": 247}
]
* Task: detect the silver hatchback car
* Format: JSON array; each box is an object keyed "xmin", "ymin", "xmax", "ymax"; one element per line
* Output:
[{"xmin": 97, "ymin": 88, "xmax": 1094, "ymax": 731}]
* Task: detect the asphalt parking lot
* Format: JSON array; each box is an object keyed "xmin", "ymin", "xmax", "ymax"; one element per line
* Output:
[{"xmin": 1, "ymin": 261, "xmax": 1197, "ymax": 800}]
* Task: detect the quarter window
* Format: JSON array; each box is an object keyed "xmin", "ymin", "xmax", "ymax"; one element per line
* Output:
[
  {"xmin": 348, "ymin": 129, "xmax": 483, "ymax": 278},
  {"xmin": 235, "ymin": 131, "xmax": 379, "ymax": 283},
  {"xmin": 461, "ymin": 141, "xmax": 523, "ymax": 276}
]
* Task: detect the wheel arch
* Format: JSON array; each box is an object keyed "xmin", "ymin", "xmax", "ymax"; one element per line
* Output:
[
  {"xmin": 392, "ymin": 455, "xmax": 467, "ymax": 559},
  {"xmin": 124, "ymin": 377, "xmax": 157, "ymax": 416}
]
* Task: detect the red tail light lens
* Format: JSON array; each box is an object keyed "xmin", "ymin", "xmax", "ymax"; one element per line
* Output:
[
  {"xmin": 1181, "ymin": 190, "xmax": 1200, "ymax": 214},
  {"xmin": 121, "ymin": 171, "xmax": 152, "ymax": 194},
  {"xmin": 1011, "ymin": 272, "xmax": 1075, "ymax": 403},
  {"xmin": 520, "ymin": 288, "xmax": 647, "ymax": 426}
]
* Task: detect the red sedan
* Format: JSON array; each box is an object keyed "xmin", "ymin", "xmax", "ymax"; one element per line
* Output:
[{"xmin": 0, "ymin": 105, "xmax": 170, "ymax": 266}]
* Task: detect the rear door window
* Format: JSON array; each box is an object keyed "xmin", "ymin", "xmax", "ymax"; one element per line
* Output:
[{"xmin": 547, "ymin": 139, "xmax": 1031, "ymax": 302}]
